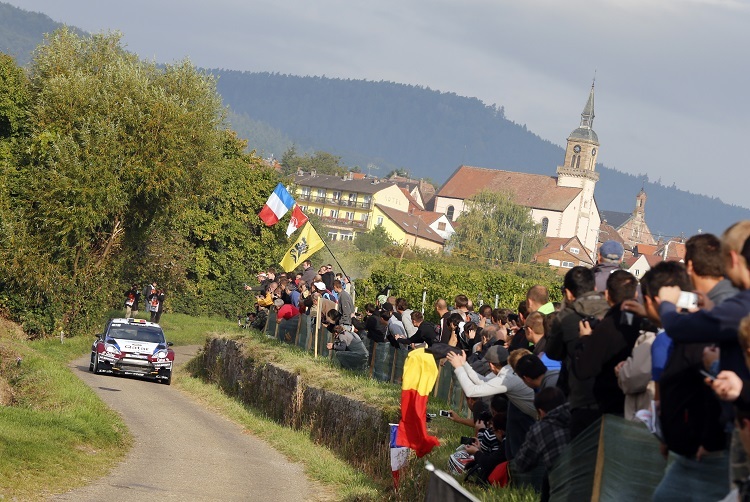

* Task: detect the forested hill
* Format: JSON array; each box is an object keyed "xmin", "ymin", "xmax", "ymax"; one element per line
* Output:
[
  {"xmin": 1, "ymin": 0, "xmax": 747, "ymax": 237},
  {"xmin": 0, "ymin": 3, "xmax": 73, "ymax": 66},
  {"xmin": 214, "ymin": 70, "xmax": 749, "ymax": 237}
]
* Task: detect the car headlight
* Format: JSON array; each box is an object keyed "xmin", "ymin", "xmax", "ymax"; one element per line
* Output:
[
  {"xmin": 155, "ymin": 350, "xmax": 168, "ymax": 359},
  {"xmin": 105, "ymin": 344, "xmax": 120, "ymax": 354}
]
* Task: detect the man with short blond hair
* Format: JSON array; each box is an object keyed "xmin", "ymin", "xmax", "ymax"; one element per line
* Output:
[{"xmin": 526, "ymin": 285, "xmax": 554, "ymax": 314}]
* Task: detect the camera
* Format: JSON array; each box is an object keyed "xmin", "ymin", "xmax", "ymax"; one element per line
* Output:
[
  {"xmin": 676, "ymin": 291, "xmax": 699, "ymax": 310},
  {"xmin": 584, "ymin": 315, "xmax": 600, "ymax": 329},
  {"xmin": 439, "ymin": 410, "xmax": 451, "ymax": 417},
  {"xmin": 460, "ymin": 436, "xmax": 476, "ymax": 445},
  {"xmin": 620, "ymin": 310, "xmax": 635, "ymax": 326}
]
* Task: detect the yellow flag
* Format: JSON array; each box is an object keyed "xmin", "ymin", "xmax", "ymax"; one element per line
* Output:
[{"xmin": 279, "ymin": 222, "xmax": 325, "ymax": 272}]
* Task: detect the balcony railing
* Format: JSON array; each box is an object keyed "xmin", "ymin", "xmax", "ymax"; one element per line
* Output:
[
  {"xmin": 296, "ymin": 192, "xmax": 372, "ymax": 209},
  {"xmin": 319, "ymin": 216, "xmax": 368, "ymax": 229}
]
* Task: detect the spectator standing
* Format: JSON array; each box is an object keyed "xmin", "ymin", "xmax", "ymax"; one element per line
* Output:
[
  {"xmin": 333, "ymin": 279, "xmax": 354, "ymax": 329},
  {"xmin": 154, "ymin": 289, "xmax": 165, "ymax": 324},
  {"xmin": 526, "ymin": 285, "xmax": 555, "ymax": 315},
  {"xmin": 592, "ymin": 240, "xmax": 625, "ymax": 292},
  {"xmin": 301, "ymin": 260, "xmax": 317, "ymax": 287},
  {"xmin": 545, "ymin": 266, "xmax": 609, "ymax": 438},
  {"xmin": 570, "ymin": 270, "xmax": 641, "ymax": 417}
]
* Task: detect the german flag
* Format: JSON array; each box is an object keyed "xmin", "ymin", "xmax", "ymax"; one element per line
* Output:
[{"xmin": 396, "ymin": 348, "xmax": 440, "ymax": 457}]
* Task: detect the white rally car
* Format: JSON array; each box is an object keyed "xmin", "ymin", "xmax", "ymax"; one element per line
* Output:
[{"xmin": 89, "ymin": 318, "xmax": 175, "ymax": 385}]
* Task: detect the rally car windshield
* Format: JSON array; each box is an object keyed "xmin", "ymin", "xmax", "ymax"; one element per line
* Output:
[{"xmin": 108, "ymin": 325, "xmax": 166, "ymax": 344}]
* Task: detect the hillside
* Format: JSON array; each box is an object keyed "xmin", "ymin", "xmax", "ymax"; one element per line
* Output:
[
  {"xmin": 2, "ymin": 1, "xmax": 747, "ymax": 237},
  {"xmin": 214, "ymin": 71, "xmax": 749, "ymax": 237}
]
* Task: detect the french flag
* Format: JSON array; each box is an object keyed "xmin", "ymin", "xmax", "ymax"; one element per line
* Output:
[{"xmin": 259, "ymin": 183, "xmax": 295, "ymax": 226}]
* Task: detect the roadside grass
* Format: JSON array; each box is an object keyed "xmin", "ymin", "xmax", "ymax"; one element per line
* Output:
[
  {"xmin": 0, "ymin": 325, "xmax": 130, "ymax": 500},
  {"xmin": 0, "ymin": 312, "xmax": 539, "ymax": 501}
]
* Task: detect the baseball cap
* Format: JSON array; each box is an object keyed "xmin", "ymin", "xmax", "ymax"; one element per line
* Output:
[
  {"xmin": 484, "ymin": 346, "xmax": 509, "ymax": 365},
  {"xmin": 599, "ymin": 240, "xmax": 624, "ymax": 261},
  {"xmin": 313, "ymin": 281, "xmax": 327, "ymax": 291}
]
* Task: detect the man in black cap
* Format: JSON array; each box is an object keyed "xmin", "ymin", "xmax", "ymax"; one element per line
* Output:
[{"xmin": 446, "ymin": 345, "xmax": 536, "ymax": 459}]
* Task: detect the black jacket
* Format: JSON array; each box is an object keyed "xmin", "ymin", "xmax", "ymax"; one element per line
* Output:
[{"xmin": 571, "ymin": 303, "xmax": 641, "ymax": 415}]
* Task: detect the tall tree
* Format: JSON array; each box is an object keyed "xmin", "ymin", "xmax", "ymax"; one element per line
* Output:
[
  {"xmin": 447, "ymin": 190, "xmax": 546, "ymax": 265},
  {"xmin": 0, "ymin": 29, "xmax": 286, "ymax": 334}
]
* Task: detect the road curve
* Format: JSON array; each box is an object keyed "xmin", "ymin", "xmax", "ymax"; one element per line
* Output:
[{"xmin": 53, "ymin": 345, "xmax": 315, "ymax": 501}]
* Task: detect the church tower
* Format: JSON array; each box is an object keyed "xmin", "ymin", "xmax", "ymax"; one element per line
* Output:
[
  {"xmin": 557, "ymin": 83, "xmax": 600, "ymax": 189},
  {"xmin": 556, "ymin": 83, "xmax": 601, "ymax": 255}
]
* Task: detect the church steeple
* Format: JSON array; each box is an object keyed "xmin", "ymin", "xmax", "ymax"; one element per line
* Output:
[{"xmin": 580, "ymin": 82, "xmax": 595, "ymax": 129}]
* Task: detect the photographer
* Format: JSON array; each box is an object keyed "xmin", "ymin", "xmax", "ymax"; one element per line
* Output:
[
  {"xmin": 570, "ymin": 270, "xmax": 641, "ymax": 418},
  {"xmin": 545, "ymin": 266, "xmax": 609, "ymax": 439}
]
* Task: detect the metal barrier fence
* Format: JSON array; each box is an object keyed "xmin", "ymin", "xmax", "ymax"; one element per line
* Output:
[{"xmin": 262, "ymin": 311, "xmax": 470, "ymax": 415}]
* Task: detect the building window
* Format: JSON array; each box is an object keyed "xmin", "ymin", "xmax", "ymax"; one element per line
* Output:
[
  {"xmin": 360, "ymin": 213, "xmax": 369, "ymax": 222},
  {"xmin": 340, "ymin": 231, "xmax": 354, "ymax": 241},
  {"xmin": 345, "ymin": 211, "xmax": 354, "ymax": 221},
  {"xmin": 570, "ymin": 155, "xmax": 577, "ymax": 168},
  {"xmin": 302, "ymin": 187, "xmax": 310, "ymax": 196},
  {"xmin": 313, "ymin": 207, "xmax": 323, "ymax": 216},
  {"xmin": 376, "ymin": 216, "xmax": 384, "ymax": 226},
  {"xmin": 561, "ymin": 261, "xmax": 574, "ymax": 268},
  {"xmin": 570, "ymin": 247, "xmax": 580, "ymax": 255},
  {"xmin": 300, "ymin": 205, "xmax": 307, "ymax": 212},
  {"xmin": 330, "ymin": 209, "xmax": 339, "ymax": 218},
  {"xmin": 332, "ymin": 191, "xmax": 341, "ymax": 201},
  {"xmin": 446, "ymin": 205, "xmax": 455, "ymax": 221},
  {"xmin": 438, "ymin": 222, "xmax": 446, "ymax": 231},
  {"xmin": 575, "ymin": 156, "xmax": 581, "ymax": 169},
  {"xmin": 541, "ymin": 217, "xmax": 549, "ymax": 234},
  {"xmin": 327, "ymin": 231, "xmax": 338, "ymax": 241}
]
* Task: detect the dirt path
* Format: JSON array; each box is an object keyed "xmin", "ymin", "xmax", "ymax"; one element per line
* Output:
[{"xmin": 53, "ymin": 345, "xmax": 315, "ymax": 501}]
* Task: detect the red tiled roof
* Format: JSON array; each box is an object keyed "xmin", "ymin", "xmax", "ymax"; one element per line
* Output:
[
  {"xmin": 644, "ymin": 254, "xmax": 664, "ymax": 267},
  {"xmin": 634, "ymin": 243, "xmax": 658, "ymax": 256},
  {"xmin": 400, "ymin": 187, "xmax": 424, "ymax": 211},
  {"xmin": 534, "ymin": 236, "xmax": 594, "ymax": 266},
  {"xmin": 437, "ymin": 165, "xmax": 581, "ymax": 212},
  {"xmin": 374, "ymin": 204, "xmax": 445, "ymax": 244}
]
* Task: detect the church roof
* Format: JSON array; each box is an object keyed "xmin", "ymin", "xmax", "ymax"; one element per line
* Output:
[
  {"xmin": 600, "ymin": 210, "xmax": 631, "ymax": 229},
  {"xmin": 436, "ymin": 165, "xmax": 581, "ymax": 212}
]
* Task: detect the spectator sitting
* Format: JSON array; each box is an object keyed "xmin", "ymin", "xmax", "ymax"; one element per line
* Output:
[
  {"xmin": 326, "ymin": 324, "xmax": 369, "ymax": 371},
  {"xmin": 446, "ymin": 345, "xmax": 537, "ymax": 459},
  {"xmin": 515, "ymin": 353, "xmax": 560, "ymax": 391},
  {"xmin": 497, "ymin": 387, "xmax": 571, "ymax": 502}
]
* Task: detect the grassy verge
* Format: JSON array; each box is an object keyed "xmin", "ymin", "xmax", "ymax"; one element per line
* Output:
[{"xmin": 0, "ymin": 323, "xmax": 130, "ymax": 500}]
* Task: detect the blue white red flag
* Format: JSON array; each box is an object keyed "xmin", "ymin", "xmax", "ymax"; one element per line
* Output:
[
  {"xmin": 390, "ymin": 423, "xmax": 409, "ymax": 489},
  {"xmin": 259, "ymin": 183, "xmax": 295, "ymax": 226}
]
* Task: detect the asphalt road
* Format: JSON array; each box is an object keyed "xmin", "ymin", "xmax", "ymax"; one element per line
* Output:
[{"xmin": 53, "ymin": 345, "xmax": 315, "ymax": 501}]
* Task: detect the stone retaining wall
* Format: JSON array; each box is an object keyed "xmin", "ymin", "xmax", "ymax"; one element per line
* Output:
[{"xmin": 200, "ymin": 336, "xmax": 393, "ymax": 479}]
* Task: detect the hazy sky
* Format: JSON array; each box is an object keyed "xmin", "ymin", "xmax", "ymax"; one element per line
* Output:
[{"xmin": 7, "ymin": 0, "xmax": 750, "ymax": 208}]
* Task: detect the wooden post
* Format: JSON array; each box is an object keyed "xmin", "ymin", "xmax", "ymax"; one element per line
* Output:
[
  {"xmin": 314, "ymin": 306, "xmax": 322, "ymax": 358},
  {"xmin": 390, "ymin": 347, "xmax": 398, "ymax": 383},
  {"xmin": 433, "ymin": 363, "xmax": 442, "ymax": 398},
  {"xmin": 368, "ymin": 342, "xmax": 377, "ymax": 378},
  {"xmin": 293, "ymin": 314, "xmax": 302, "ymax": 346}
]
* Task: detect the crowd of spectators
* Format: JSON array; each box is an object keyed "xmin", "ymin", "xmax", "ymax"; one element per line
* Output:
[{"xmin": 245, "ymin": 220, "xmax": 750, "ymax": 501}]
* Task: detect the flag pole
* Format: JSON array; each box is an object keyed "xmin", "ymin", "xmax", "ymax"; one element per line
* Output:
[{"xmin": 306, "ymin": 219, "xmax": 350, "ymax": 280}]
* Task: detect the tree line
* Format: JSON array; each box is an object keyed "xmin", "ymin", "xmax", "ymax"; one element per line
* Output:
[{"xmin": 0, "ymin": 29, "xmax": 287, "ymax": 337}]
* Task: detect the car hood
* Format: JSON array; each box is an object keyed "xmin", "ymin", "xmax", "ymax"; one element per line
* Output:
[{"xmin": 110, "ymin": 338, "xmax": 162, "ymax": 355}]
